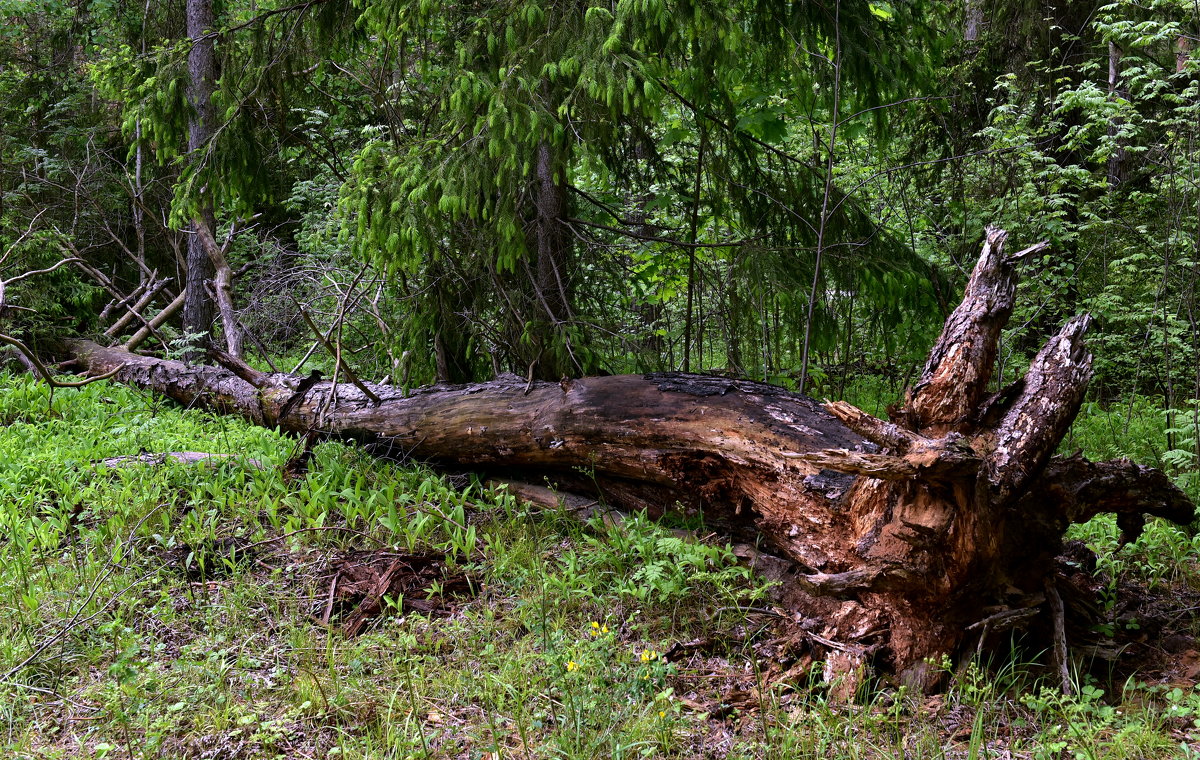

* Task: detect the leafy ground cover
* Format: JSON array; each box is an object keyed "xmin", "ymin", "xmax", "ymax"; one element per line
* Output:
[{"xmin": 1, "ymin": 374, "xmax": 1200, "ymax": 758}]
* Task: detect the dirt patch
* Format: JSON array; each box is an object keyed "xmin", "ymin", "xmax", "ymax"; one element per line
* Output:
[
  {"xmin": 322, "ymin": 550, "xmax": 477, "ymax": 635},
  {"xmin": 1052, "ymin": 541, "xmax": 1200, "ymax": 686},
  {"xmin": 166, "ymin": 537, "xmax": 258, "ymax": 581}
]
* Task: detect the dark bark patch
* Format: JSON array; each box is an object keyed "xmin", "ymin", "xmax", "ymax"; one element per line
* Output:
[
  {"xmin": 803, "ymin": 468, "xmax": 858, "ymax": 503},
  {"xmin": 646, "ymin": 372, "xmax": 807, "ymax": 401}
]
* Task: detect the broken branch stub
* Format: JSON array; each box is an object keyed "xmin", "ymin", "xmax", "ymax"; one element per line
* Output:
[{"xmin": 900, "ymin": 227, "xmax": 1047, "ymax": 435}]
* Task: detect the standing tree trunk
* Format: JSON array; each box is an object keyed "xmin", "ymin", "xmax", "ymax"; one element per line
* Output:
[
  {"xmin": 58, "ymin": 227, "xmax": 1194, "ymax": 691},
  {"xmin": 964, "ymin": 0, "xmax": 982, "ymax": 45},
  {"xmin": 1107, "ymin": 42, "xmax": 1127, "ymax": 188},
  {"xmin": 527, "ymin": 141, "xmax": 574, "ymax": 380},
  {"xmin": 183, "ymin": 0, "xmax": 217, "ymax": 350},
  {"xmin": 683, "ymin": 130, "xmax": 706, "ymax": 373}
]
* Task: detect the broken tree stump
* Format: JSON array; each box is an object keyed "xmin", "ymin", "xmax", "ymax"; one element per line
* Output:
[{"xmin": 56, "ymin": 226, "xmax": 1194, "ymax": 691}]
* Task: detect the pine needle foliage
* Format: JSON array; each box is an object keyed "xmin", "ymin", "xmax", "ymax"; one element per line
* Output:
[{"xmin": 340, "ymin": 0, "xmax": 946, "ymax": 380}]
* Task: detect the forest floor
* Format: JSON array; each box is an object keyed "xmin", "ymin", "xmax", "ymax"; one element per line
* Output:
[{"xmin": 2, "ymin": 373, "xmax": 1200, "ymax": 759}]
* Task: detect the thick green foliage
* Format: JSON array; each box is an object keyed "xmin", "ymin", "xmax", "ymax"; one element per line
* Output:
[
  {"xmin": 6, "ymin": 0, "xmax": 1200, "ymax": 410},
  {"xmin": 337, "ymin": 0, "xmax": 946, "ymax": 380}
]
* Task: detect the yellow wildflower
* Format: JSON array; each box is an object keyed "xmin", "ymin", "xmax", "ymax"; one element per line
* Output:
[
  {"xmin": 566, "ymin": 660, "xmax": 578, "ymax": 672},
  {"xmin": 640, "ymin": 649, "xmax": 658, "ymax": 662}
]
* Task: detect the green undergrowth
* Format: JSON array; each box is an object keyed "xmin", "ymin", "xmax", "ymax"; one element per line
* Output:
[
  {"xmin": 0, "ymin": 372, "xmax": 1199, "ymax": 758},
  {"xmin": 1068, "ymin": 396, "xmax": 1200, "ymax": 501}
]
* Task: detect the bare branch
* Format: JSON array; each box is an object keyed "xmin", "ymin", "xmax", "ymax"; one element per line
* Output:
[
  {"xmin": 0, "ymin": 209, "xmax": 48, "ymax": 269},
  {"xmin": 2, "ymin": 257, "xmax": 82, "ymax": 287},
  {"xmin": 292, "ymin": 300, "xmax": 381, "ymax": 404}
]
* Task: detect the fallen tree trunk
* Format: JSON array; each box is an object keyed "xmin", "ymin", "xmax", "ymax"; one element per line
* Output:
[{"xmin": 57, "ymin": 227, "xmax": 1194, "ymax": 691}]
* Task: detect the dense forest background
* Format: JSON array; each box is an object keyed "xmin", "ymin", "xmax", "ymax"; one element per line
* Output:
[{"xmin": 2, "ymin": 0, "xmax": 1200, "ymax": 468}]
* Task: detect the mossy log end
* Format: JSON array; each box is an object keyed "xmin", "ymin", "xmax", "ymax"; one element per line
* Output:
[{"xmin": 59, "ymin": 227, "xmax": 1194, "ymax": 692}]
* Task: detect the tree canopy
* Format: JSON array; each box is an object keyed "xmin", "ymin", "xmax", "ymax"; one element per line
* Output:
[{"xmin": 1, "ymin": 0, "xmax": 1199, "ymax": 424}]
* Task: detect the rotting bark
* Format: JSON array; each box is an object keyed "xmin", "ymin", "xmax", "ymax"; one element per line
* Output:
[{"xmin": 55, "ymin": 226, "xmax": 1194, "ymax": 692}]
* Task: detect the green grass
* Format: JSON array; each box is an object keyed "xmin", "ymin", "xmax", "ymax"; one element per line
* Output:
[{"xmin": 1, "ymin": 373, "xmax": 1199, "ymax": 758}]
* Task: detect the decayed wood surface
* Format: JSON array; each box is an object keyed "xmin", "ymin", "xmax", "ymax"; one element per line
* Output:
[{"xmin": 57, "ymin": 226, "xmax": 1195, "ymax": 691}]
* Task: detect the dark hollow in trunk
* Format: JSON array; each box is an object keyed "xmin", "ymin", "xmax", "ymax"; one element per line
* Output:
[{"xmin": 58, "ymin": 227, "xmax": 1194, "ymax": 691}]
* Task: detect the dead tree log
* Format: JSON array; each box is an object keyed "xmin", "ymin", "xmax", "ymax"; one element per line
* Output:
[{"xmin": 57, "ymin": 227, "xmax": 1193, "ymax": 691}]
